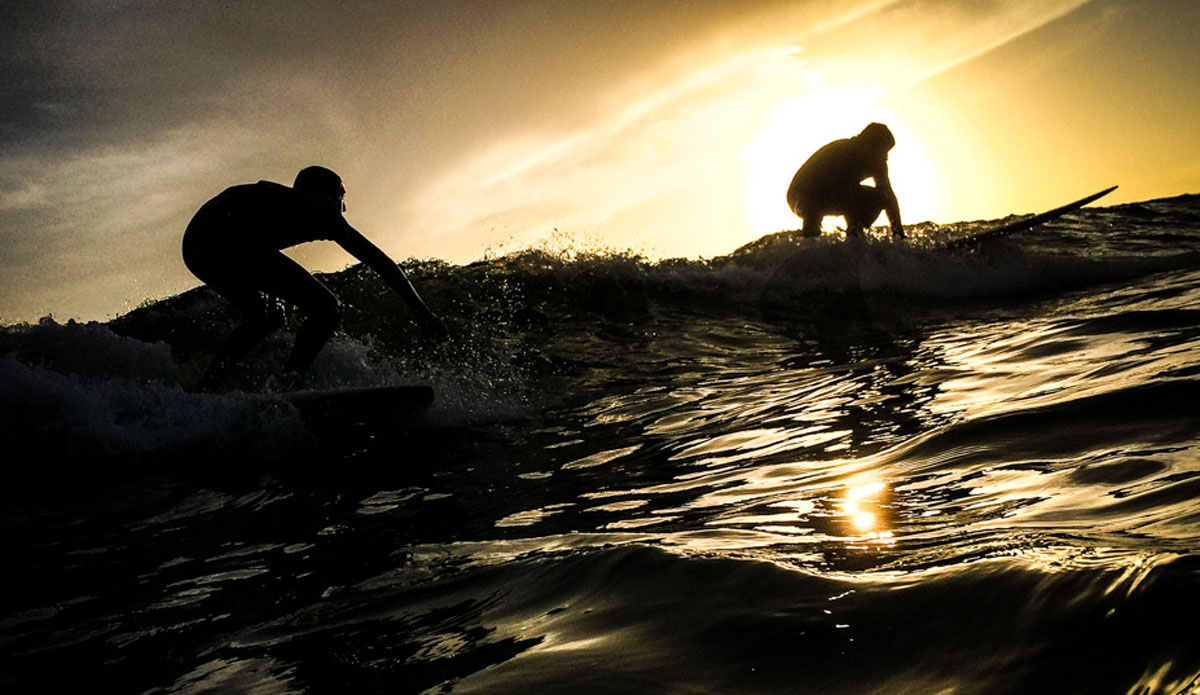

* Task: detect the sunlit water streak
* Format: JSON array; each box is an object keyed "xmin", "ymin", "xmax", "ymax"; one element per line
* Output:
[{"xmin": 3, "ymin": 196, "xmax": 1200, "ymax": 693}]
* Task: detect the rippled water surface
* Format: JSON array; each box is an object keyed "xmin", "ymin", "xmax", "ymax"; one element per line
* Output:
[{"xmin": 3, "ymin": 196, "xmax": 1200, "ymax": 693}]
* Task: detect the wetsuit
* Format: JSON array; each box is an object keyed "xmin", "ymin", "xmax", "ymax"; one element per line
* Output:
[
  {"xmin": 183, "ymin": 181, "xmax": 347, "ymax": 330},
  {"xmin": 182, "ymin": 180, "xmax": 436, "ymax": 391},
  {"xmin": 786, "ymin": 135, "xmax": 902, "ymax": 238}
]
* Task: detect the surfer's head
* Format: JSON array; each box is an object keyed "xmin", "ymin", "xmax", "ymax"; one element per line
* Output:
[
  {"xmin": 294, "ymin": 165, "xmax": 346, "ymax": 213},
  {"xmin": 858, "ymin": 123, "xmax": 895, "ymax": 152}
]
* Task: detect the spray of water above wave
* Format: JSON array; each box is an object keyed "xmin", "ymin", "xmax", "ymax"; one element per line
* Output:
[{"xmin": 2, "ymin": 195, "xmax": 1198, "ymax": 468}]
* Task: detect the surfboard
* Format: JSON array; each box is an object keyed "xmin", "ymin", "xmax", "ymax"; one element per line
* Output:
[
  {"xmin": 282, "ymin": 384, "xmax": 434, "ymax": 429},
  {"xmin": 936, "ymin": 185, "xmax": 1117, "ymax": 252}
]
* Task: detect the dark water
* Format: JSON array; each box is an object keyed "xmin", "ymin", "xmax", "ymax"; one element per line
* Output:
[{"xmin": 3, "ymin": 194, "xmax": 1200, "ymax": 694}]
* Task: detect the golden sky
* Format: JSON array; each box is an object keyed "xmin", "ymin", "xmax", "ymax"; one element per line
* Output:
[{"xmin": 1, "ymin": 0, "xmax": 1198, "ymax": 322}]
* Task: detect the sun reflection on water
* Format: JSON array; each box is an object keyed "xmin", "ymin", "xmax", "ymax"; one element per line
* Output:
[{"xmin": 841, "ymin": 479, "xmax": 895, "ymax": 544}]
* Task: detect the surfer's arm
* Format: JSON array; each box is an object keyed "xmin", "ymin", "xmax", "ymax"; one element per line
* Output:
[
  {"xmin": 876, "ymin": 170, "xmax": 904, "ymax": 239},
  {"xmin": 336, "ymin": 228, "xmax": 449, "ymax": 340}
]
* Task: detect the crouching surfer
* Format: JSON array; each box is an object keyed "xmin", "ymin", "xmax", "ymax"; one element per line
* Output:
[
  {"xmin": 786, "ymin": 122, "xmax": 904, "ymax": 240},
  {"xmin": 182, "ymin": 165, "xmax": 448, "ymax": 393}
]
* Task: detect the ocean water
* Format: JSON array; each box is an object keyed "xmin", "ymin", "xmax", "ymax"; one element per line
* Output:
[{"xmin": 3, "ymin": 194, "xmax": 1200, "ymax": 694}]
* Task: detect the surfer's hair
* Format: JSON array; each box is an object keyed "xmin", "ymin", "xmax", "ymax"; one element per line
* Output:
[
  {"xmin": 858, "ymin": 123, "xmax": 895, "ymax": 151},
  {"xmin": 294, "ymin": 166, "xmax": 344, "ymax": 195}
]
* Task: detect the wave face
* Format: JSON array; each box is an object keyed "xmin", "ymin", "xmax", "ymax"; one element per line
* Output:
[{"xmin": 4, "ymin": 194, "xmax": 1200, "ymax": 694}]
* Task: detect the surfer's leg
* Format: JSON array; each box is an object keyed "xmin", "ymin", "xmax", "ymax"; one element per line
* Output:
[
  {"xmin": 184, "ymin": 220, "xmax": 288, "ymax": 392},
  {"xmin": 799, "ymin": 207, "xmax": 824, "ymax": 237},
  {"xmin": 193, "ymin": 294, "xmax": 286, "ymax": 392},
  {"xmin": 845, "ymin": 186, "xmax": 886, "ymax": 236},
  {"xmin": 254, "ymin": 252, "xmax": 342, "ymax": 383}
]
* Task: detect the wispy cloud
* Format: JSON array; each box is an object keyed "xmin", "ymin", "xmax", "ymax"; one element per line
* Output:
[
  {"xmin": 403, "ymin": 0, "xmax": 1097, "ymax": 258},
  {"xmin": 0, "ymin": 0, "xmax": 1159, "ymax": 322}
]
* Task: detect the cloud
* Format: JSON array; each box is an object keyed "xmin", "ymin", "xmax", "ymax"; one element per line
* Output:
[
  {"xmin": 0, "ymin": 0, "xmax": 1149, "ymax": 322},
  {"xmin": 401, "ymin": 0, "xmax": 1099, "ymax": 257},
  {"xmin": 0, "ymin": 122, "xmax": 269, "ymax": 320}
]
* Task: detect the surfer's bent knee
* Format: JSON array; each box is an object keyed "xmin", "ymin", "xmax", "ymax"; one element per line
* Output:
[{"xmin": 305, "ymin": 290, "xmax": 342, "ymax": 332}]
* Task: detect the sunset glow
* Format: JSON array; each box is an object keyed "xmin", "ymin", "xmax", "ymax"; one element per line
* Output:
[
  {"xmin": 1, "ymin": 1, "xmax": 1198, "ymax": 322},
  {"xmin": 842, "ymin": 479, "xmax": 894, "ymax": 540},
  {"xmin": 741, "ymin": 91, "xmax": 945, "ymax": 235}
]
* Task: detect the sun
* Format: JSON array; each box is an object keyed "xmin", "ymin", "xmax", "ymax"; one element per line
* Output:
[{"xmin": 739, "ymin": 91, "xmax": 944, "ymax": 237}]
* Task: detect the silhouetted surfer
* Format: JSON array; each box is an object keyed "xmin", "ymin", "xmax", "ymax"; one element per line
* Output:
[
  {"xmin": 786, "ymin": 122, "xmax": 904, "ymax": 239},
  {"xmin": 182, "ymin": 166, "xmax": 447, "ymax": 392}
]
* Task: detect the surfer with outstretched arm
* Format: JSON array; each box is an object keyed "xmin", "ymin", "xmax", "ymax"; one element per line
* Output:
[
  {"xmin": 786, "ymin": 122, "xmax": 904, "ymax": 240},
  {"xmin": 182, "ymin": 165, "xmax": 448, "ymax": 393}
]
